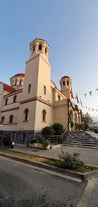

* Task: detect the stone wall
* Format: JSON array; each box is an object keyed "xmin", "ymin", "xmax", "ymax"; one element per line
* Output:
[{"xmin": 2, "ymin": 130, "xmax": 35, "ymax": 144}]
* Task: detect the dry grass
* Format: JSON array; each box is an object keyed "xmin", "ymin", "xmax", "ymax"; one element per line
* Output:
[{"xmin": 0, "ymin": 147, "xmax": 98, "ymax": 173}]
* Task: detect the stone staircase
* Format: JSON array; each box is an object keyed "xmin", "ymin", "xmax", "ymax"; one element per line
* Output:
[{"xmin": 62, "ymin": 131, "xmax": 98, "ymax": 149}]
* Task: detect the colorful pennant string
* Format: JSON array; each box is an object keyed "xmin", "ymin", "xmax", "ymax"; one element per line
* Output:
[{"xmin": 75, "ymin": 88, "xmax": 98, "ymax": 112}]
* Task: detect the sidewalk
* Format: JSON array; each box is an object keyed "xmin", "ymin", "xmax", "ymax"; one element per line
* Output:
[{"xmin": 14, "ymin": 143, "xmax": 98, "ymax": 167}]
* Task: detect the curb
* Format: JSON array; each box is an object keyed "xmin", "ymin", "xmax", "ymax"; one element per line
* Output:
[
  {"xmin": 0, "ymin": 152, "xmax": 98, "ymax": 182},
  {"xmin": 76, "ymin": 178, "xmax": 96, "ymax": 207}
]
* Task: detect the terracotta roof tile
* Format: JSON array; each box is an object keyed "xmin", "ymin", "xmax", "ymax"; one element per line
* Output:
[
  {"xmin": 3, "ymin": 83, "xmax": 16, "ymax": 93},
  {"xmin": 61, "ymin": 76, "xmax": 70, "ymax": 79},
  {"xmin": 10, "ymin": 73, "xmax": 25, "ymax": 79}
]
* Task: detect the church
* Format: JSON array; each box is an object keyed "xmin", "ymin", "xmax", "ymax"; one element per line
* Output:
[{"xmin": 0, "ymin": 38, "xmax": 81, "ymax": 143}]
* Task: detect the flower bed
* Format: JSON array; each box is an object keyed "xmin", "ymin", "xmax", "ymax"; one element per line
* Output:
[{"xmin": 27, "ymin": 140, "xmax": 51, "ymax": 150}]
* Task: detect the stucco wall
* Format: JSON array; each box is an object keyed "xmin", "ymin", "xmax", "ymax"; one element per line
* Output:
[
  {"xmin": 17, "ymin": 101, "xmax": 36, "ymax": 130},
  {"xmin": 53, "ymin": 100, "xmax": 68, "ymax": 128},
  {"xmin": 21, "ymin": 55, "xmax": 39, "ymax": 101},
  {"xmin": 34, "ymin": 100, "xmax": 53, "ymax": 132}
]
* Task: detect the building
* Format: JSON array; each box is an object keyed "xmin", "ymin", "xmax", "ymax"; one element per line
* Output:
[{"xmin": 0, "ymin": 38, "xmax": 81, "ymax": 143}]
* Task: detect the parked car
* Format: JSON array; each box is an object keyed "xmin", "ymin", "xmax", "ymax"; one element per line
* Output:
[{"xmin": 3, "ymin": 134, "xmax": 14, "ymax": 148}]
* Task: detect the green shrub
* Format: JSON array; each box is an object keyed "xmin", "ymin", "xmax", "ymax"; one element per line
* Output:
[
  {"xmin": 37, "ymin": 136, "xmax": 44, "ymax": 144},
  {"xmin": 42, "ymin": 139, "xmax": 51, "ymax": 147},
  {"xmin": 52, "ymin": 123, "xmax": 64, "ymax": 135},
  {"xmin": 41, "ymin": 126, "xmax": 55, "ymax": 136},
  {"xmin": 59, "ymin": 151, "xmax": 84, "ymax": 171}
]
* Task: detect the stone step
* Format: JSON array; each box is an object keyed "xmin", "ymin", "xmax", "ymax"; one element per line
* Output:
[
  {"xmin": 63, "ymin": 141, "xmax": 98, "ymax": 145},
  {"xmin": 62, "ymin": 143, "xmax": 98, "ymax": 149},
  {"xmin": 62, "ymin": 131, "xmax": 98, "ymax": 148}
]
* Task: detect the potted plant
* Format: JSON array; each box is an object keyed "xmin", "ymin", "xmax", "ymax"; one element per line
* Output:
[{"xmin": 43, "ymin": 139, "xmax": 51, "ymax": 150}]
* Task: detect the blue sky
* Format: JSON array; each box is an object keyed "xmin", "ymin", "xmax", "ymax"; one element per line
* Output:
[{"xmin": 0, "ymin": 0, "xmax": 98, "ymax": 119}]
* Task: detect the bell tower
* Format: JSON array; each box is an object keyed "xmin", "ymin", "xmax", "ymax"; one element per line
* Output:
[
  {"xmin": 60, "ymin": 76, "xmax": 74, "ymax": 101},
  {"xmin": 21, "ymin": 38, "xmax": 51, "ymax": 100},
  {"xmin": 30, "ymin": 38, "xmax": 49, "ymax": 60},
  {"xmin": 18, "ymin": 38, "xmax": 51, "ymax": 131}
]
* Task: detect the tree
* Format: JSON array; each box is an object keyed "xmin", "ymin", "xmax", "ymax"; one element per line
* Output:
[
  {"xmin": 52, "ymin": 123, "xmax": 64, "ymax": 135},
  {"xmin": 41, "ymin": 126, "xmax": 55, "ymax": 136},
  {"xmin": 81, "ymin": 113, "xmax": 93, "ymax": 130}
]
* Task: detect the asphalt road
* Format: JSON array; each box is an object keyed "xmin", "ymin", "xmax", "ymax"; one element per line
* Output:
[{"xmin": 0, "ymin": 156, "xmax": 86, "ymax": 207}]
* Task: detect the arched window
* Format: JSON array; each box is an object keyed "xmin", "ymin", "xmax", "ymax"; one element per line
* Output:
[
  {"xmin": 39, "ymin": 44, "xmax": 42, "ymax": 50},
  {"xmin": 45, "ymin": 47, "xmax": 47, "ymax": 54},
  {"xmin": 19, "ymin": 79, "xmax": 22, "ymax": 85},
  {"xmin": 28, "ymin": 84, "xmax": 31, "ymax": 93},
  {"xmin": 58, "ymin": 95, "xmax": 60, "ymax": 100},
  {"xmin": 12, "ymin": 80, "xmax": 14, "ymax": 86},
  {"xmin": 67, "ymin": 80, "xmax": 69, "ymax": 86},
  {"xmin": 75, "ymin": 113, "xmax": 78, "ymax": 123},
  {"xmin": 20, "ymin": 79, "xmax": 24, "ymax": 86},
  {"xmin": 70, "ymin": 110, "xmax": 73, "ymax": 122},
  {"xmin": 42, "ymin": 110, "xmax": 46, "ymax": 122},
  {"xmin": 5, "ymin": 98, "xmax": 8, "ymax": 105},
  {"xmin": 33, "ymin": 45, "xmax": 35, "ymax": 51},
  {"xmin": 44, "ymin": 85, "xmax": 46, "ymax": 95},
  {"xmin": 13, "ymin": 95, "xmax": 17, "ymax": 103},
  {"xmin": 1, "ymin": 116, "xmax": 5, "ymax": 122},
  {"xmin": 9, "ymin": 115, "xmax": 14, "ymax": 123},
  {"xmin": 24, "ymin": 108, "xmax": 29, "ymax": 121},
  {"xmin": 15, "ymin": 79, "xmax": 17, "ymax": 85},
  {"xmin": 63, "ymin": 81, "xmax": 65, "ymax": 86}
]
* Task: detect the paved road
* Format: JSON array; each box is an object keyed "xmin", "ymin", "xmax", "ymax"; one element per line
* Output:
[
  {"xmin": 1, "ymin": 131, "xmax": 98, "ymax": 207},
  {"xmin": 0, "ymin": 156, "xmax": 86, "ymax": 207}
]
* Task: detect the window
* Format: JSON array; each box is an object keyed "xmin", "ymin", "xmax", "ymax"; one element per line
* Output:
[
  {"xmin": 24, "ymin": 108, "xmax": 29, "ymax": 121},
  {"xmin": 13, "ymin": 95, "xmax": 17, "ymax": 103},
  {"xmin": 63, "ymin": 81, "xmax": 65, "ymax": 86},
  {"xmin": 45, "ymin": 47, "xmax": 47, "ymax": 54},
  {"xmin": 42, "ymin": 110, "xmax": 46, "ymax": 122},
  {"xmin": 75, "ymin": 113, "xmax": 78, "ymax": 123},
  {"xmin": 33, "ymin": 45, "xmax": 35, "ymax": 51},
  {"xmin": 19, "ymin": 79, "xmax": 22, "ymax": 85},
  {"xmin": 5, "ymin": 98, "xmax": 8, "ymax": 105},
  {"xmin": 12, "ymin": 80, "xmax": 14, "ymax": 86},
  {"xmin": 1, "ymin": 116, "xmax": 5, "ymax": 122},
  {"xmin": 15, "ymin": 79, "xmax": 17, "ymax": 85},
  {"xmin": 28, "ymin": 84, "xmax": 31, "ymax": 93},
  {"xmin": 67, "ymin": 80, "xmax": 69, "ymax": 86},
  {"xmin": 44, "ymin": 85, "xmax": 46, "ymax": 95},
  {"xmin": 9, "ymin": 115, "xmax": 14, "ymax": 123},
  {"xmin": 39, "ymin": 44, "xmax": 42, "ymax": 50},
  {"xmin": 20, "ymin": 79, "xmax": 24, "ymax": 86},
  {"xmin": 58, "ymin": 95, "xmax": 60, "ymax": 100}
]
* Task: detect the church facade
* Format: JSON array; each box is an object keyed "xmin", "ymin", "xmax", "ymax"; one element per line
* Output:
[{"xmin": 0, "ymin": 38, "xmax": 81, "ymax": 143}]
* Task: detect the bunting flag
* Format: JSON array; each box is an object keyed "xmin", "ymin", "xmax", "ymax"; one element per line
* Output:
[
  {"xmin": 80, "ymin": 99, "xmax": 83, "ymax": 107},
  {"xmin": 89, "ymin": 91, "xmax": 92, "ymax": 96},
  {"xmin": 75, "ymin": 87, "xmax": 98, "ymax": 113},
  {"xmin": 83, "ymin": 88, "xmax": 98, "ymax": 97},
  {"xmin": 75, "ymin": 93, "xmax": 79, "ymax": 104},
  {"xmin": 81, "ymin": 106, "xmax": 98, "ymax": 112}
]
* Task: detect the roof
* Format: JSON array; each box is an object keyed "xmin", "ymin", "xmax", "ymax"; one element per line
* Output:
[
  {"xmin": 30, "ymin": 38, "xmax": 50, "ymax": 48},
  {"xmin": 61, "ymin": 76, "xmax": 71, "ymax": 79},
  {"xmin": 10, "ymin": 73, "xmax": 25, "ymax": 80},
  {"xmin": 3, "ymin": 83, "xmax": 16, "ymax": 93}
]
